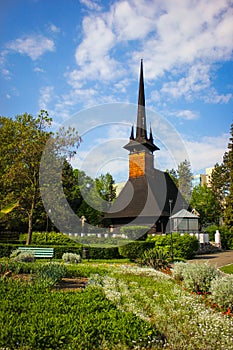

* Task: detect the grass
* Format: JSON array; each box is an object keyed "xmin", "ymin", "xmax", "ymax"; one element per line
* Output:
[{"xmin": 220, "ymin": 264, "xmax": 233, "ymax": 274}]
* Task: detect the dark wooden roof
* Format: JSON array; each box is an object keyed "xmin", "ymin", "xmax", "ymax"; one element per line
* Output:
[{"xmin": 105, "ymin": 169, "xmax": 187, "ymax": 222}]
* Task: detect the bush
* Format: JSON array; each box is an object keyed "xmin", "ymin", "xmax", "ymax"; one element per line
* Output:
[
  {"xmin": 137, "ymin": 248, "xmax": 171, "ymax": 270},
  {"xmin": 0, "ymin": 244, "xmax": 19, "ymax": 258},
  {"xmin": 35, "ymin": 262, "xmax": 67, "ymax": 288},
  {"xmin": 173, "ymin": 261, "xmax": 221, "ymax": 293},
  {"xmin": 118, "ymin": 241, "xmax": 154, "ymax": 260},
  {"xmin": 206, "ymin": 225, "xmax": 233, "ymax": 250},
  {"xmin": 53, "ymin": 245, "xmax": 82, "ymax": 259},
  {"xmin": 120, "ymin": 226, "xmax": 150, "ymax": 240},
  {"xmin": 150, "ymin": 233, "xmax": 199, "ymax": 260},
  {"xmin": 210, "ymin": 275, "xmax": 233, "ymax": 311},
  {"xmin": 11, "ymin": 249, "xmax": 35, "ymax": 262},
  {"xmin": 172, "ymin": 261, "xmax": 187, "ymax": 282},
  {"xmin": 62, "ymin": 252, "xmax": 81, "ymax": 264},
  {"xmin": 19, "ymin": 231, "xmax": 78, "ymax": 246}
]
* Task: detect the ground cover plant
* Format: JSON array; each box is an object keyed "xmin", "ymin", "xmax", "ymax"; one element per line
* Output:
[{"xmin": 0, "ymin": 259, "xmax": 233, "ymax": 349}]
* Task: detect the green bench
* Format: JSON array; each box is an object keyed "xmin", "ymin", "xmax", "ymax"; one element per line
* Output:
[{"xmin": 18, "ymin": 247, "xmax": 54, "ymax": 259}]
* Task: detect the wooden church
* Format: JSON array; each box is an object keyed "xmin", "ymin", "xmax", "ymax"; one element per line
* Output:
[{"xmin": 105, "ymin": 60, "xmax": 188, "ymax": 233}]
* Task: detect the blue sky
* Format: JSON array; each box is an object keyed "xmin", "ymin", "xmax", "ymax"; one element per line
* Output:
[{"xmin": 1, "ymin": 0, "xmax": 233, "ymax": 183}]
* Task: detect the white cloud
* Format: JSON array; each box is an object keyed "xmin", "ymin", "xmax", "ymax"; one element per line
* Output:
[
  {"xmin": 39, "ymin": 86, "xmax": 55, "ymax": 110},
  {"xmin": 49, "ymin": 24, "xmax": 60, "ymax": 33},
  {"xmin": 34, "ymin": 66, "xmax": 45, "ymax": 73},
  {"xmin": 80, "ymin": 0, "xmax": 102, "ymax": 11},
  {"xmin": 185, "ymin": 134, "xmax": 229, "ymax": 172},
  {"xmin": 6, "ymin": 34, "xmax": 55, "ymax": 60},
  {"xmin": 111, "ymin": 0, "xmax": 156, "ymax": 41},
  {"xmin": 173, "ymin": 110, "xmax": 199, "ymax": 120},
  {"xmin": 1, "ymin": 67, "xmax": 11, "ymax": 80},
  {"xmin": 68, "ymin": 0, "xmax": 233, "ymax": 104}
]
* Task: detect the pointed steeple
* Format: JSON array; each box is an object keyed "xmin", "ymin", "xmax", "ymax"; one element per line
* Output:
[
  {"xmin": 130, "ymin": 125, "xmax": 134, "ymax": 140},
  {"xmin": 124, "ymin": 60, "xmax": 159, "ymax": 154},
  {"xmin": 136, "ymin": 59, "xmax": 147, "ymax": 139}
]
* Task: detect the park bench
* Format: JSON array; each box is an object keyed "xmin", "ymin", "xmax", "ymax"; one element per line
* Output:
[{"xmin": 18, "ymin": 247, "xmax": 54, "ymax": 259}]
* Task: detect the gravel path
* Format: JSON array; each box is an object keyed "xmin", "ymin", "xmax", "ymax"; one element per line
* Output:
[{"xmin": 188, "ymin": 250, "xmax": 233, "ymax": 268}]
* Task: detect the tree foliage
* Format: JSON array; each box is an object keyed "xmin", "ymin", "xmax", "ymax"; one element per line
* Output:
[
  {"xmin": 190, "ymin": 184, "xmax": 221, "ymax": 227},
  {"xmin": 224, "ymin": 123, "xmax": 233, "ymax": 227},
  {"xmin": 177, "ymin": 159, "xmax": 193, "ymax": 202},
  {"xmin": 210, "ymin": 123, "xmax": 233, "ymax": 227},
  {"xmin": 0, "ymin": 111, "xmax": 81, "ymax": 244}
]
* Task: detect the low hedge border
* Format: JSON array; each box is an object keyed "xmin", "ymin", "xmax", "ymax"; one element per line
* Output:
[{"xmin": 0, "ymin": 243, "xmax": 122, "ymax": 260}]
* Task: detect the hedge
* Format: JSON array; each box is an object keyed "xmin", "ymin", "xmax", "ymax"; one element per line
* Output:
[
  {"xmin": 149, "ymin": 233, "xmax": 199, "ymax": 260},
  {"xmin": 118, "ymin": 241, "xmax": 155, "ymax": 260},
  {"xmin": 0, "ymin": 243, "xmax": 122, "ymax": 260}
]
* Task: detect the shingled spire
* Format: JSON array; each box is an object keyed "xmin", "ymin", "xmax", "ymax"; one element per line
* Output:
[
  {"xmin": 124, "ymin": 60, "xmax": 159, "ymax": 154},
  {"xmin": 136, "ymin": 59, "xmax": 147, "ymax": 140}
]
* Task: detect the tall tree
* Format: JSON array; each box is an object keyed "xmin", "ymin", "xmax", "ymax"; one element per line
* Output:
[
  {"xmin": 76, "ymin": 172, "xmax": 116, "ymax": 227},
  {"xmin": 190, "ymin": 184, "xmax": 221, "ymax": 227},
  {"xmin": 166, "ymin": 168, "xmax": 178, "ymax": 187},
  {"xmin": 224, "ymin": 123, "xmax": 233, "ymax": 227},
  {"xmin": 95, "ymin": 173, "xmax": 116, "ymax": 203},
  {"xmin": 0, "ymin": 111, "xmax": 81, "ymax": 244},
  {"xmin": 210, "ymin": 123, "xmax": 233, "ymax": 227},
  {"xmin": 177, "ymin": 160, "xmax": 193, "ymax": 202}
]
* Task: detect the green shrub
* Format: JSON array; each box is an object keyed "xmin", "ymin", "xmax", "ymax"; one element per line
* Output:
[
  {"xmin": 210, "ymin": 275, "xmax": 233, "ymax": 311},
  {"xmin": 10, "ymin": 249, "xmax": 35, "ymax": 262},
  {"xmin": 150, "ymin": 233, "xmax": 199, "ymax": 260},
  {"xmin": 172, "ymin": 261, "xmax": 188, "ymax": 282},
  {"xmin": 88, "ymin": 246, "xmax": 122, "ymax": 259},
  {"xmin": 118, "ymin": 241, "xmax": 154, "ymax": 260},
  {"xmin": 173, "ymin": 261, "xmax": 221, "ymax": 293},
  {"xmin": 53, "ymin": 245, "xmax": 82, "ymax": 259},
  {"xmin": 62, "ymin": 252, "xmax": 82, "ymax": 264},
  {"xmin": 19, "ymin": 231, "xmax": 78, "ymax": 246},
  {"xmin": 206, "ymin": 225, "xmax": 233, "ymax": 249},
  {"xmin": 120, "ymin": 226, "xmax": 150, "ymax": 240},
  {"xmin": 0, "ymin": 244, "xmax": 19, "ymax": 258},
  {"xmin": 35, "ymin": 262, "xmax": 67, "ymax": 288},
  {"xmin": 137, "ymin": 248, "xmax": 171, "ymax": 270}
]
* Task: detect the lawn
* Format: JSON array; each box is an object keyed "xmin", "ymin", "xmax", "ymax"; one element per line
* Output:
[
  {"xmin": 220, "ymin": 264, "xmax": 233, "ymax": 274},
  {"xmin": 0, "ymin": 259, "xmax": 232, "ymax": 349}
]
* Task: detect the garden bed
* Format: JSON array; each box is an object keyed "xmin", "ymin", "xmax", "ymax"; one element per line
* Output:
[{"xmin": 53, "ymin": 277, "xmax": 88, "ymax": 291}]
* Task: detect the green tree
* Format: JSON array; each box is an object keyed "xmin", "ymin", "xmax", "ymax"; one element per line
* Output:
[
  {"xmin": 190, "ymin": 184, "xmax": 221, "ymax": 227},
  {"xmin": 224, "ymin": 123, "xmax": 233, "ymax": 227},
  {"xmin": 76, "ymin": 172, "xmax": 116, "ymax": 227},
  {"xmin": 166, "ymin": 168, "xmax": 178, "ymax": 187},
  {"xmin": 177, "ymin": 160, "xmax": 193, "ymax": 202},
  {"xmin": 210, "ymin": 123, "xmax": 233, "ymax": 227},
  {"xmin": 95, "ymin": 173, "xmax": 116, "ymax": 203},
  {"xmin": 0, "ymin": 111, "xmax": 81, "ymax": 244}
]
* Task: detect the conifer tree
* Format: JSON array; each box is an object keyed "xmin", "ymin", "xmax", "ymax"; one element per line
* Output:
[{"xmin": 224, "ymin": 123, "xmax": 233, "ymax": 227}]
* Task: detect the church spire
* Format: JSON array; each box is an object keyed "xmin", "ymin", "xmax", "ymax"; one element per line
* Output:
[
  {"xmin": 136, "ymin": 59, "xmax": 147, "ymax": 139},
  {"xmin": 124, "ymin": 60, "xmax": 159, "ymax": 154}
]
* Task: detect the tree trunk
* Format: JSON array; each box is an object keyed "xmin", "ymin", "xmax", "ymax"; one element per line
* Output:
[
  {"xmin": 26, "ymin": 190, "xmax": 36, "ymax": 245},
  {"xmin": 26, "ymin": 212, "xmax": 33, "ymax": 245}
]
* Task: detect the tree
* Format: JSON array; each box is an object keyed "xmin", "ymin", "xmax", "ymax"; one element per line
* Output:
[
  {"xmin": 166, "ymin": 168, "xmax": 179, "ymax": 187},
  {"xmin": 190, "ymin": 184, "xmax": 221, "ymax": 227},
  {"xmin": 0, "ymin": 111, "xmax": 81, "ymax": 244},
  {"xmin": 210, "ymin": 123, "xmax": 233, "ymax": 227},
  {"xmin": 95, "ymin": 173, "xmax": 116, "ymax": 203},
  {"xmin": 177, "ymin": 160, "xmax": 193, "ymax": 202},
  {"xmin": 224, "ymin": 123, "xmax": 233, "ymax": 227},
  {"xmin": 76, "ymin": 172, "xmax": 116, "ymax": 227}
]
